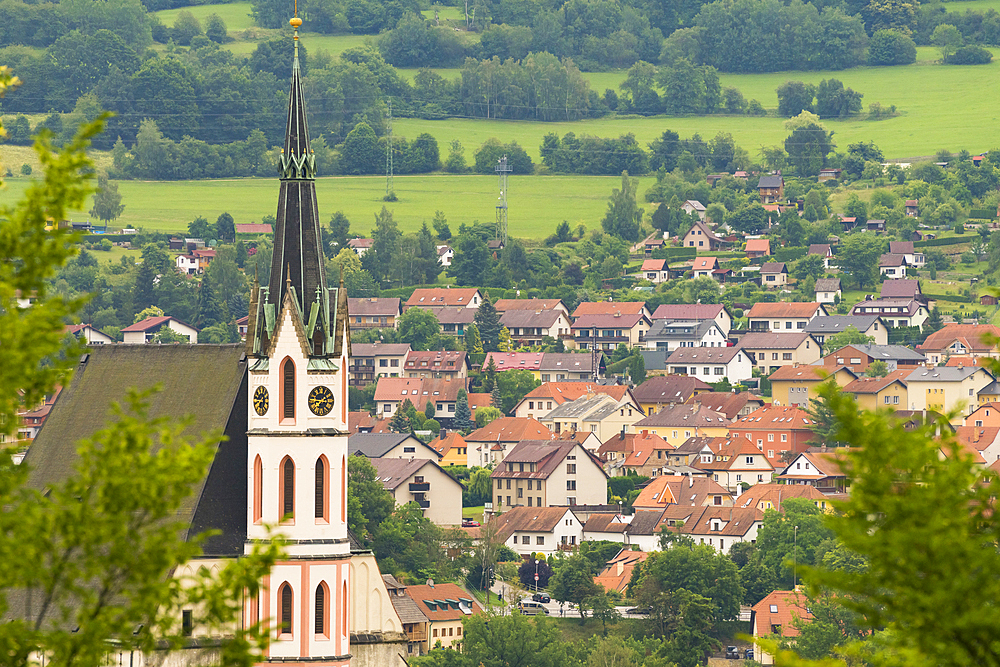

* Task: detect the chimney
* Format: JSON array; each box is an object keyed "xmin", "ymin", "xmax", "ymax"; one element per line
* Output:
[
  {"xmin": 439, "ymin": 428, "xmax": 447, "ymax": 440},
  {"xmin": 427, "ymin": 579, "xmax": 434, "ymax": 588},
  {"xmin": 642, "ymin": 429, "xmax": 648, "ymax": 437}
]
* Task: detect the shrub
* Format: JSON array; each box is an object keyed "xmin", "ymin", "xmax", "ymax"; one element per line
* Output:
[
  {"xmin": 945, "ymin": 45, "xmax": 993, "ymax": 65},
  {"xmin": 868, "ymin": 29, "xmax": 917, "ymax": 65}
]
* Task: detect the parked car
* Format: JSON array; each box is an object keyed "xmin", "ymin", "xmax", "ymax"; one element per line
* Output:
[
  {"xmin": 531, "ymin": 592, "xmax": 550, "ymax": 603},
  {"xmin": 744, "ymin": 648, "xmax": 754, "ymax": 661},
  {"xmin": 725, "ymin": 646, "xmax": 740, "ymax": 659},
  {"xmin": 517, "ymin": 600, "xmax": 549, "ymax": 616},
  {"xmin": 625, "ymin": 606, "xmax": 651, "ymax": 615},
  {"xmin": 462, "ymin": 518, "xmax": 480, "ymax": 527}
]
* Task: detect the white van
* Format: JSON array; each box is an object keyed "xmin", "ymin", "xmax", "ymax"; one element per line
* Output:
[{"xmin": 517, "ymin": 600, "xmax": 549, "ymax": 616}]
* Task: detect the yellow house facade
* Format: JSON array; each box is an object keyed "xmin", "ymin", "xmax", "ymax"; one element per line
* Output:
[
  {"xmin": 769, "ymin": 365, "xmax": 857, "ymax": 408},
  {"xmin": 905, "ymin": 366, "xmax": 996, "ymax": 423},
  {"xmin": 632, "ymin": 403, "xmax": 731, "ymax": 447},
  {"xmin": 842, "ymin": 371, "xmax": 910, "ymax": 411}
]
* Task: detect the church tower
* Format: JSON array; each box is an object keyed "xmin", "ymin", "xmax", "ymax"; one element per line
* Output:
[{"xmin": 244, "ymin": 11, "xmax": 352, "ymax": 665}]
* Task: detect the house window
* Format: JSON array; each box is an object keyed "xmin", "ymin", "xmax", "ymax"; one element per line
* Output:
[
  {"xmin": 536, "ymin": 536, "xmax": 544, "ymax": 545},
  {"xmin": 781, "ymin": 434, "xmax": 787, "ymax": 442},
  {"xmin": 279, "ymin": 583, "xmax": 293, "ymax": 636},
  {"xmin": 746, "ymin": 456, "xmax": 754, "ymax": 464},
  {"xmin": 783, "ymin": 353, "xmax": 792, "ymax": 361},
  {"xmin": 512, "ymin": 535, "xmax": 518, "ymax": 543},
  {"xmin": 517, "ymin": 488, "xmax": 523, "ymax": 498},
  {"xmin": 567, "ymin": 464, "xmax": 576, "ymax": 474},
  {"xmin": 280, "ymin": 456, "xmax": 295, "ymax": 522},
  {"xmin": 714, "ymin": 495, "xmax": 722, "ymax": 505},
  {"xmin": 772, "ymin": 353, "xmax": 779, "ymax": 361},
  {"xmin": 714, "ymin": 367, "xmax": 724, "ymax": 375},
  {"xmin": 497, "ymin": 479, "xmax": 502, "ymax": 490},
  {"xmin": 768, "ymin": 434, "xmax": 774, "ymax": 441},
  {"xmin": 315, "ymin": 582, "xmax": 330, "ymax": 636},
  {"xmin": 768, "ymin": 450, "xmax": 774, "ymax": 458},
  {"xmin": 527, "ymin": 497, "xmax": 532, "ymax": 506},
  {"xmin": 567, "ymin": 480, "xmax": 576, "ymax": 490}
]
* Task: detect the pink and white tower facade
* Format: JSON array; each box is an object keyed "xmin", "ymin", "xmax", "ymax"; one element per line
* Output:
[{"xmin": 243, "ymin": 12, "xmax": 352, "ymax": 666}]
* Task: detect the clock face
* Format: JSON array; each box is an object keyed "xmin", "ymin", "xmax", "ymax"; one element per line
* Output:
[
  {"xmin": 309, "ymin": 385, "xmax": 335, "ymax": 416},
  {"xmin": 253, "ymin": 386, "xmax": 269, "ymax": 416}
]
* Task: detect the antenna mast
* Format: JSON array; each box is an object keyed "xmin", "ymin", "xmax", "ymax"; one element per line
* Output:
[
  {"xmin": 495, "ymin": 155, "xmax": 511, "ymax": 245},
  {"xmin": 385, "ymin": 98, "xmax": 394, "ymax": 200}
]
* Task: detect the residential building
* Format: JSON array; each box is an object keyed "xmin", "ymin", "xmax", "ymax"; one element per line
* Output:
[
  {"xmin": 538, "ymin": 352, "xmax": 603, "ymax": 381},
  {"xmin": 121, "ymin": 315, "xmax": 199, "ymax": 344},
  {"xmin": 500, "ymin": 308, "xmax": 573, "ymax": 345},
  {"xmin": 436, "ymin": 245, "xmax": 454, "ymax": 266},
  {"xmin": 669, "ymin": 505, "xmax": 764, "ymax": 553},
  {"xmin": 879, "ymin": 253, "xmax": 908, "ymax": 278},
  {"xmin": 514, "ymin": 383, "xmax": 632, "ymax": 419},
  {"xmin": 684, "ymin": 392, "xmax": 766, "ymax": 421},
  {"xmin": 491, "ymin": 439, "xmax": 608, "ymax": 510},
  {"xmin": 745, "ymin": 238, "xmax": 771, "ymax": 258},
  {"xmin": 65, "ymin": 323, "xmax": 114, "ymax": 345},
  {"xmin": 538, "ymin": 393, "xmax": 644, "ymax": 441},
  {"xmin": 690, "ymin": 256, "xmax": 718, "ymax": 278},
  {"xmin": 850, "ymin": 297, "xmax": 929, "ymax": 329},
  {"xmin": 465, "ymin": 417, "xmax": 553, "ymax": 467},
  {"xmin": 348, "ymin": 342, "xmax": 410, "ymax": 387},
  {"xmin": 681, "ymin": 199, "xmax": 707, "ymax": 219},
  {"xmin": 736, "ymin": 482, "xmax": 832, "ymax": 512},
  {"xmin": 776, "ymin": 449, "xmax": 848, "ymax": 494},
  {"xmin": 729, "ymin": 405, "xmax": 817, "ymax": 466},
  {"xmin": 395, "ymin": 582, "xmax": 482, "ymax": 653},
  {"xmin": 918, "ymin": 323, "xmax": 1000, "ymax": 364},
  {"xmin": 904, "ymin": 365, "xmax": 996, "ymax": 422},
  {"xmin": 965, "ymin": 403, "xmax": 1000, "ymax": 428},
  {"xmin": 695, "ymin": 436, "xmax": 775, "ymax": 492},
  {"xmin": 644, "ymin": 319, "xmax": 729, "ymax": 351},
  {"xmin": 889, "ymin": 241, "xmax": 925, "ymax": 267},
  {"xmin": 880, "ymin": 278, "xmax": 930, "ymax": 306},
  {"xmin": 768, "ymin": 364, "xmax": 858, "ymax": 408},
  {"xmin": 175, "ymin": 247, "xmax": 215, "ymax": 274},
  {"xmin": 598, "ymin": 430, "xmax": 674, "ymax": 477},
  {"xmin": 405, "ymin": 288, "xmax": 482, "ymax": 311},
  {"xmin": 818, "ymin": 168, "xmax": 841, "ymax": 181},
  {"xmin": 822, "ymin": 343, "xmax": 926, "ymax": 373},
  {"xmin": 632, "ymin": 475, "xmax": 732, "ymax": 511},
  {"xmin": 808, "ymin": 244, "xmax": 834, "ymax": 268},
  {"xmin": 759, "ymin": 262, "xmax": 788, "ymax": 287},
  {"xmin": 234, "ymin": 222, "xmax": 273, "ymax": 236},
  {"xmin": 404, "ymin": 350, "xmax": 469, "ymax": 380},
  {"xmin": 805, "ymin": 315, "xmax": 887, "ymax": 348},
  {"xmin": 651, "ymin": 303, "xmax": 733, "ymax": 336},
  {"xmin": 681, "ymin": 219, "xmax": 727, "ymax": 251},
  {"xmin": 842, "ymin": 371, "xmax": 910, "ymax": 411},
  {"xmin": 371, "ymin": 457, "xmax": 463, "ymax": 525},
  {"xmin": 905, "ymin": 199, "xmax": 919, "ymax": 216},
  {"xmin": 641, "ymin": 258, "xmax": 671, "ymax": 283},
  {"xmin": 373, "ymin": 377, "xmax": 467, "ymax": 420},
  {"xmin": 572, "ymin": 300, "xmax": 651, "ymax": 320},
  {"xmin": 427, "ymin": 431, "xmax": 469, "ymax": 467},
  {"xmin": 867, "ymin": 218, "xmax": 886, "ymax": 233},
  {"xmin": 757, "ymin": 175, "xmax": 784, "ymax": 203},
  {"xmin": 492, "ymin": 506, "xmax": 584, "ymax": 556},
  {"xmin": 571, "ymin": 312, "xmax": 651, "ymax": 350},
  {"xmin": 631, "ymin": 375, "xmax": 713, "ymax": 416},
  {"xmin": 752, "ymin": 591, "xmax": 812, "ymax": 665},
  {"xmin": 632, "ymin": 403, "xmax": 730, "ymax": 447},
  {"xmin": 484, "ymin": 352, "xmax": 545, "ymax": 375},
  {"xmin": 667, "ymin": 436, "xmax": 722, "ymax": 467},
  {"xmin": 552, "ymin": 430, "xmax": 604, "ymax": 456},
  {"xmin": 383, "ymin": 576, "xmax": 430, "ymax": 658},
  {"xmin": 746, "ymin": 302, "xmax": 828, "ymax": 332},
  {"xmin": 428, "ymin": 306, "xmax": 476, "ymax": 337},
  {"xmin": 347, "ymin": 237, "xmax": 373, "ymax": 256},
  {"xmin": 347, "ymin": 297, "xmax": 401, "ymax": 330},
  {"xmin": 594, "ymin": 548, "xmax": 651, "ymax": 593},
  {"xmin": 494, "ymin": 298, "xmax": 570, "ymax": 317},
  {"xmin": 348, "ymin": 411, "xmax": 384, "ymax": 434},
  {"xmin": 814, "ymin": 278, "xmax": 841, "ymax": 304},
  {"xmin": 738, "ymin": 332, "xmax": 821, "ymax": 374},
  {"xmin": 664, "ymin": 346, "xmax": 754, "ymax": 384},
  {"xmin": 348, "ymin": 433, "xmax": 442, "ymax": 460}
]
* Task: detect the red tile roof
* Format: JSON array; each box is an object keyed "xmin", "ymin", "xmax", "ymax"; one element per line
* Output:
[
  {"xmin": 406, "ymin": 288, "xmax": 481, "ymax": 308},
  {"xmin": 464, "ymin": 417, "xmax": 552, "ymax": 443},
  {"xmin": 746, "ymin": 302, "xmax": 824, "ymax": 319},
  {"xmin": 651, "ymin": 304, "xmax": 727, "ymax": 321},
  {"xmin": 642, "ymin": 259, "xmax": 669, "ymax": 271},
  {"xmin": 735, "ymin": 405, "xmax": 815, "ymax": 430},
  {"xmin": 494, "ymin": 298, "xmax": 566, "ymax": 312},
  {"xmin": 519, "ymin": 382, "xmax": 630, "ymax": 408},
  {"xmin": 745, "ymin": 239, "xmax": 771, "ymax": 253},
  {"xmin": 403, "ymin": 582, "xmax": 483, "ymax": 621},
  {"xmin": 572, "ymin": 301, "xmax": 647, "ymax": 318},
  {"xmin": 919, "ymin": 323, "xmax": 1000, "ymax": 353},
  {"xmin": 752, "ymin": 590, "xmax": 811, "ymax": 638},
  {"xmin": 235, "ymin": 223, "xmax": 273, "ymax": 234}
]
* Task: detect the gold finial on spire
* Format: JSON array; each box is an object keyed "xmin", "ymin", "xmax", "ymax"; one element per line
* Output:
[{"xmin": 290, "ymin": 0, "xmax": 302, "ymax": 28}]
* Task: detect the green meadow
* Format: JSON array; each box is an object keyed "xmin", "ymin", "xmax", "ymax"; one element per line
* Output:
[
  {"xmin": 0, "ymin": 174, "xmax": 655, "ymax": 239},
  {"xmin": 153, "ymin": 1, "xmax": 256, "ymax": 30}
]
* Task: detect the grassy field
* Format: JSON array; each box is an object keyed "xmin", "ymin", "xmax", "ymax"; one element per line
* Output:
[
  {"xmin": 0, "ymin": 173, "xmax": 653, "ymax": 237},
  {"xmin": 462, "ymin": 505, "xmax": 484, "ymax": 522},
  {"xmin": 945, "ymin": 0, "xmax": 1000, "ymax": 11},
  {"xmin": 153, "ymin": 1, "xmax": 255, "ymax": 29}
]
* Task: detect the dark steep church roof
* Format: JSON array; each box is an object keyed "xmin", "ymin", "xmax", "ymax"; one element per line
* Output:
[{"xmin": 22, "ymin": 345, "xmax": 249, "ymax": 556}]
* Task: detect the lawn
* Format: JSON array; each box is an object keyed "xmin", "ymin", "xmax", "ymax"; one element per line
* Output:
[
  {"xmin": 0, "ymin": 173, "xmax": 653, "ymax": 238},
  {"xmin": 1, "ymin": 144, "xmax": 113, "ymax": 176},
  {"xmin": 944, "ymin": 0, "xmax": 1000, "ymax": 11},
  {"xmin": 462, "ymin": 505, "xmax": 484, "ymax": 522},
  {"xmin": 153, "ymin": 2, "xmax": 255, "ymax": 30},
  {"xmin": 395, "ymin": 46, "xmax": 1000, "ymax": 161}
]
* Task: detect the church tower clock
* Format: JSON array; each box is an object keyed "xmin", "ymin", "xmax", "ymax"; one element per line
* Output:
[{"xmin": 244, "ymin": 11, "xmax": 352, "ymax": 665}]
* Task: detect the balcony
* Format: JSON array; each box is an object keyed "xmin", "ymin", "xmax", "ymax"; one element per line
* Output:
[
  {"xmin": 415, "ymin": 499, "xmax": 430, "ymax": 508},
  {"xmin": 409, "ymin": 482, "xmax": 430, "ymax": 492}
]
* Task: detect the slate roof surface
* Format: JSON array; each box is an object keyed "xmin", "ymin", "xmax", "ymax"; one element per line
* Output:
[
  {"xmin": 538, "ymin": 353, "xmax": 598, "ymax": 373},
  {"xmin": 348, "ymin": 433, "xmax": 440, "ymax": 458},
  {"xmin": 879, "ymin": 279, "xmax": 922, "ymax": 298},
  {"xmin": 665, "ymin": 346, "xmax": 743, "ymax": 364},
  {"xmin": 351, "ymin": 343, "xmax": 411, "ymax": 357},
  {"xmin": 804, "ymin": 315, "xmax": 878, "ymax": 336},
  {"xmin": 491, "ymin": 440, "xmax": 578, "ymax": 479},
  {"xmin": 494, "ymin": 298, "xmax": 566, "ymax": 312},
  {"xmin": 813, "ymin": 279, "xmax": 841, "ymax": 292},
  {"xmin": 905, "ymin": 366, "xmax": 990, "ymax": 382},
  {"xmin": 746, "ymin": 302, "xmax": 824, "ymax": 319},
  {"xmin": 760, "ymin": 262, "xmax": 787, "ymax": 274},
  {"xmin": 500, "ymin": 309, "xmax": 564, "ymax": 328},
  {"xmin": 491, "ymin": 506, "xmax": 576, "ymax": 542},
  {"xmin": 634, "ymin": 403, "xmax": 729, "ymax": 428},
  {"xmin": 830, "ymin": 344, "xmax": 926, "ymax": 361},
  {"xmin": 370, "ymin": 457, "xmax": 436, "ymax": 490},
  {"xmin": 757, "ymin": 175, "xmax": 784, "ymax": 188},
  {"xmin": 737, "ymin": 331, "xmax": 813, "ymax": 349},
  {"xmin": 842, "ymin": 370, "xmax": 910, "ymax": 394},
  {"xmin": 646, "ymin": 319, "xmax": 720, "ymax": 341},
  {"xmin": 632, "ymin": 375, "xmax": 712, "ymax": 404}
]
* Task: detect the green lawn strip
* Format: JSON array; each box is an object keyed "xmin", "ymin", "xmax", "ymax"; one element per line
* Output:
[
  {"xmin": 153, "ymin": 2, "xmax": 255, "ymax": 30},
  {"xmin": 462, "ymin": 506, "xmax": 484, "ymax": 522}
]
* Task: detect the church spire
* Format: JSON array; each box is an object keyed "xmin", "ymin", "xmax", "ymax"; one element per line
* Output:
[{"xmin": 251, "ymin": 11, "xmax": 337, "ymax": 357}]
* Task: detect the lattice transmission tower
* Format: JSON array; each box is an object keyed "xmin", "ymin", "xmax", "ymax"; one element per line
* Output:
[{"xmin": 495, "ymin": 155, "xmax": 511, "ymax": 245}]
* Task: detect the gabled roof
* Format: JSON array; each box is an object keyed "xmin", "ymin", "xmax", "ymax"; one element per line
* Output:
[
  {"xmin": 538, "ymin": 353, "xmax": 599, "ymax": 373},
  {"xmin": 634, "ymin": 403, "xmax": 729, "ymax": 428},
  {"xmin": 752, "ymin": 590, "xmax": 811, "ymax": 638},
  {"xmin": 428, "ymin": 431, "xmax": 467, "ymax": 457},
  {"xmin": 735, "ymin": 405, "xmax": 815, "ymax": 430},
  {"xmin": 665, "ymin": 346, "xmax": 743, "ymax": 365},
  {"xmin": 425, "ymin": 306, "xmax": 477, "ymax": 325},
  {"xmin": 779, "ymin": 448, "xmax": 847, "ymax": 477},
  {"xmin": 626, "ymin": 510, "xmax": 669, "ymax": 535},
  {"xmin": 905, "ymin": 366, "xmax": 991, "ymax": 382},
  {"xmin": 678, "ymin": 505, "xmax": 764, "ymax": 538},
  {"xmin": 646, "ymin": 319, "xmax": 721, "ymax": 342},
  {"xmin": 737, "ymin": 331, "xmax": 814, "ymax": 349},
  {"xmin": 683, "ymin": 200, "xmax": 706, "ymax": 211},
  {"xmin": 757, "ymin": 175, "xmax": 784, "ymax": 188},
  {"xmin": 348, "ymin": 238, "xmax": 374, "ymax": 249},
  {"xmin": 492, "ymin": 506, "xmax": 577, "ymax": 542},
  {"xmin": 373, "ymin": 377, "xmax": 467, "ymax": 403},
  {"xmin": 519, "ymin": 382, "xmax": 630, "ymax": 407},
  {"xmin": 464, "ymin": 417, "xmax": 552, "ymax": 443},
  {"xmin": 746, "ymin": 302, "xmax": 824, "ymax": 319},
  {"xmin": 370, "ymin": 457, "xmax": 450, "ymax": 490},
  {"xmin": 121, "ymin": 315, "xmax": 199, "ymax": 333},
  {"xmin": 808, "ymin": 244, "xmax": 832, "ymax": 256},
  {"xmin": 382, "ymin": 576, "xmax": 430, "ymax": 625},
  {"xmin": 641, "ymin": 259, "xmax": 669, "ymax": 271},
  {"xmin": 235, "ymin": 223, "xmax": 273, "ymax": 234},
  {"xmin": 594, "ymin": 548, "xmax": 650, "ymax": 594},
  {"xmin": 402, "ymin": 582, "xmax": 483, "ymax": 621},
  {"xmin": 814, "ymin": 278, "xmax": 841, "ymax": 292},
  {"xmin": 691, "ymin": 256, "xmax": 719, "ymax": 271},
  {"xmin": 889, "ymin": 241, "xmax": 915, "ymax": 254},
  {"xmin": 348, "ymin": 297, "xmax": 401, "ymax": 317},
  {"xmin": 598, "ymin": 431, "xmax": 672, "ymax": 460},
  {"xmin": 745, "ymin": 239, "xmax": 771, "ymax": 253},
  {"xmin": 348, "ymin": 410, "xmax": 379, "ymax": 433},
  {"xmin": 919, "ymin": 324, "xmax": 1000, "ymax": 353},
  {"xmin": 696, "ymin": 437, "xmax": 775, "ymax": 472},
  {"xmin": 804, "ymin": 315, "xmax": 878, "ymax": 336},
  {"xmin": 632, "ymin": 375, "xmax": 712, "ymax": 405},
  {"xmin": 651, "ymin": 304, "xmax": 728, "ymax": 322},
  {"xmin": 851, "ymin": 298, "xmax": 923, "ymax": 317},
  {"xmin": 842, "ymin": 370, "xmax": 910, "ymax": 394},
  {"xmin": 829, "ymin": 344, "xmax": 926, "ymax": 362},
  {"xmin": 945, "ymin": 356, "xmax": 986, "ymax": 367},
  {"xmin": 572, "ymin": 313, "xmax": 647, "ymax": 329},
  {"xmin": 768, "ymin": 364, "xmax": 856, "ymax": 382},
  {"xmin": 633, "ymin": 474, "xmax": 730, "ymax": 509},
  {"xmin": 404, "ymin": 350, "xmax": 468, "ymax": 372},
  {"xmin": 484, "ymin": 352, "xmax": 545, "ymax": 371},
  {"xmin": 22, "ymin": 345, "xmax": 248, "ymax": 555},
  {"xmin": 500, "ymin": 309, "xmax": 564, "ymax": 329},
  {"xmin": 879, "ymin": 253, "xmax": 906, "ymax": 267},
  {"xmin": 760, "ymin": 262, "xmax": 787, "ymax": 274},
  {"xmin": 572, "ymin": 301, "xmax": 647, "ymax": 318},
  {"xmin": 684, "ymin": 392, "xmax": 764, "ymax": 420},
  {"xmin": 406, "ymin": 288, "xmax": 481, "ymax": 308},
  {"xmin": 734, "ymin": 483, "xmax": 827, "ymax": 511},
  {"xmin": 351, "ymin": 342, "xmax": 411, "ymax": 357},
  {"xmin": 583, "ymin": 514, "xmax": 628, "ymax": 533},
  {"xmin": 494, "ymin": 298, "xmax": 566, "ymax": 312},
  {"xmin": 683, "ymin": 219, "xmax": 724, "ymax": 243},
  {"xmin": 542, "ymin": 394, "xmax": 623, "ymax": 422},
  {"xmin": 348, "ymin": 433, "xmax": 440, "ymax": 459}
]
